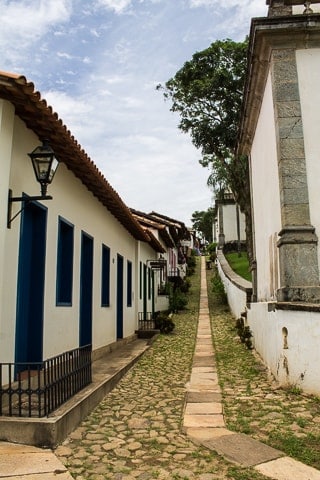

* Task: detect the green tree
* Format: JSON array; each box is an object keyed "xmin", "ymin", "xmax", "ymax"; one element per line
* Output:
[
  {"xmin": 158, "ymin": 39, "xmax": 253, "ymax": 266},
  {"xmin": 191, "ymin": 208, "xmax": 214, "ymax": 243}
]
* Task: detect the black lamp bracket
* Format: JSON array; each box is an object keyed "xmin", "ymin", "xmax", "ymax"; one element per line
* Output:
[{"xmin": 7, "ymin": 189, "xmax": 52, "ymax": 229}]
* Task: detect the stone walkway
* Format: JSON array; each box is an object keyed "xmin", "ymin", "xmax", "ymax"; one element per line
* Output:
[{"xmin": 183, "ymin": 257, "xmax": 320, "ymax": 480}]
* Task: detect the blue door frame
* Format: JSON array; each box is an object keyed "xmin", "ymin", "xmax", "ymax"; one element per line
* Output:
[
  {"xmin": 116, "ymin": 254, "xmax": 124, "ymax": 339},
  {"xmin": 79, "ymin": 232, "xmax": 93, "ymax": 347},
  {"xmin": 151, "ymin": 270, "xmax": 155, "ymax": 316},
  {"xmin": 143, "ymin": 264, "xmax": 147, "ymax": 319},
  {"xmin": 15, "ymin": 200, "xmax": 47, "ymax": 367}
]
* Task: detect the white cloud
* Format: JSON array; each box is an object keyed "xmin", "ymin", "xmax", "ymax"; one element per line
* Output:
[
  {"xmin": 0, "ymin": 0, "xmax": 270, "ymax": 225},
  {"xmin": 0, "ymin": 0, "xmax": 71, "ymax": 45},
  {"xmin": 96, "ymin": 0, "xmax": 132, "ymax": 14},
  {"xmin": 188, "ymin": 0, "xmax": 266, "ymax": 21},
  {"xmin": 42, "ymin": 90, "xmax": 94, "ymax": 142},
  {"xmin": 90, "ymin": 29, "xmax": 100, "ymax": 38},
  {"xmin": 189, "ymin": 0, "xmax": 258, "ymax": 7},
  {"xmin": 57, "ymin": 52, "xmax": 73, "ymax": 60}
]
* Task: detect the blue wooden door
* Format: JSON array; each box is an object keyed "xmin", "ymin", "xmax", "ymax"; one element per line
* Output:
[
  {"xmin": 15, "ymin": 201, "xmax": 47, "ymax": 367},
  {"xmin": 79, "ymin": 232, "xmax": 93, "ymax": 347},
  {"xmin": 116, "ymin": 254, "xmax": 124, "ymax": 339}
]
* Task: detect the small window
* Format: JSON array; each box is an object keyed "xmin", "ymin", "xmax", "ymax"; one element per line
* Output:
[
  {"xmin": 101, "ymin": 244, "xmax": 110, "ymax": 307},
  {"xmin": 127, "ymin": 260, "xmax": 132, "ymax": 307},
  {"xmin": 56, "ymin": 217, "xmax": 74, "ymax": 305}
]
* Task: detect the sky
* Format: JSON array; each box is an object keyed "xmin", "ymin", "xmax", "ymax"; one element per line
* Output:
[{"xmin": 1, "ymin": 0, "xmax": 268, "ymax": 227}]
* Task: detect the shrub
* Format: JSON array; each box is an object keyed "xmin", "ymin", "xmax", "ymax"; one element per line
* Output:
[
  {"xmin": 169, "ymin": 287, "xmax": 188, "ymax": 312},
  {"xmin": 186, "ymin": 252, "xmax": 196, "ymax": 276},
  {"xmin": 179, "ymin": 278, "xmax": 191, "ymax": 293},
  {"xmin": 235, "ymin": 317, "xmax": 253, "ymax": 349},
  {"xmin": 211, "ymin": 269, "xmax": 227, "ymax": 303},
  {"xmin": 206, "ymin": 242, "xmax": 217, "ymax": 255},
  {"xmin": 155, "ymin": 312, "xmax": 175, "ymax": 334}
]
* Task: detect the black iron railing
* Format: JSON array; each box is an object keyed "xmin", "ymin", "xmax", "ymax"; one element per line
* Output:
[
  {"xmin": 168, "ymin": 268, "xmax": 180, "ymax": 278},
  {"xmin": 0, "ymin": 344, "xmax": 92, "ymax": 418},
  {"xmin": 138, "ymin": 312, "xmax": 155, "ymax": 330}
]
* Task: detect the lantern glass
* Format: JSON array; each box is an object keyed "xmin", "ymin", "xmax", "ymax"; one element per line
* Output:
[{"xmin": 28, "ymin": 142, "xmax": 59, "ymax": 196}]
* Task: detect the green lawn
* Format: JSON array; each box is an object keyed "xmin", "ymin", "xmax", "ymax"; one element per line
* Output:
[{"xmin": 225, "ymin": 252, "xmax": 252, "ymax": 282}]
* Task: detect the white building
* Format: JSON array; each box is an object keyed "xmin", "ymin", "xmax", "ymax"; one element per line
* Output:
[
  {"xmin": 237, "ymin": 1, "xmax": 320, "ymax": 394},
  {"xmin": 0, "ymin": 71, "xmax": 163, "ymax": 389},
  {"xmin": 214, "ymin": 192, "xmax": 246, "ymax": 249}
]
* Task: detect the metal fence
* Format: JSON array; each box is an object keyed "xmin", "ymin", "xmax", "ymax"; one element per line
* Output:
[
  {"xmin": 168, "ymin": 268, "xmax": 180, "ymax": 278},
  {"xmin": 138, "ymin": 312, "xmax": 155, "ymax": 330},
  {"xmin": 0, "ymin": 344, "xmax": 92, "ymax": 418}
]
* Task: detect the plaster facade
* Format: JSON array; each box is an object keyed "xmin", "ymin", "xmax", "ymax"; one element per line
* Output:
[
  {"xmin": 236, "ymin": 7, "xmax": 320, "ymax": 393},
  {"xmin": 250, "ymin": 72, "xmax": 281, "ymax": 301},
  {"xmin": 0, "ymin": 89, "xmax": 176, "ymax": 387},
  {"xmin": 215, "ymin": 194, "xmax": 246, "ymax": 248}
]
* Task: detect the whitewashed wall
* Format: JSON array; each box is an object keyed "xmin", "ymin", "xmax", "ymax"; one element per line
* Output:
[
  {"xmin": 1, "ymin": 104, "xmax": 147, "ymax": 364},
  {"xmin": 250, "ymin": 72, "xmax": 282, "ymax": 302},
  {"xmin": 247, "ymin": 303, "xmax": 320, "ymax": 395},
  {"xmin": 0, "ymin": 101, "xmax": 15, "ymax": 362},
  {"xmin": 222, "ymin": 204, "xmax": 246, "ymax": 243},
  {"xmin": 43, "ymin": 161, "xmax": 139, "ymax": 357},
  {"xmin": 217, "ymin": 252, "xmax": 252, "ymax": 320}
]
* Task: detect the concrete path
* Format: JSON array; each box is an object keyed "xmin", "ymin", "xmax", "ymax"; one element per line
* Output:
[{"xmin": 183, "ymin": 256, "xmax": 320, "ymax": 480}]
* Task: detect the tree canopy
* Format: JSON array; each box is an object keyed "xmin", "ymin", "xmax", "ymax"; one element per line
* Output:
[
  {"xmin": 158, "ymin": 38, "xmax": 253, "ymax": 263},
  {"xmin": 158, "ymin": 39, "xmax": 247, "ymax": 164},
  {"xmin": 191, "ymin": 208, "xmax": 214, "ymax": 243}
]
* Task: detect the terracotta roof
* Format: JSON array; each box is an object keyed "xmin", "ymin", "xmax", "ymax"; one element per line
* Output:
[
  {"xmin": 131, "ymin": 208, "xmax": 167, "ymax": 230},
  {"xmin": 149, "ymin": 211, "xmax": 190, "ymax": 242},
  {"xmin": 0, "ymin": 71, "xmax": 149, "ymax": 242},
  {"xmin": 130, "ymin": 208, "xmax": 175, "ymax": 248}
]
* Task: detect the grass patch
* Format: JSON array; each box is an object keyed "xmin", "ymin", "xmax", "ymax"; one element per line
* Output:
[{"xmin": 225, "ymin": 252, "xmax": 252, "ymax": 282}]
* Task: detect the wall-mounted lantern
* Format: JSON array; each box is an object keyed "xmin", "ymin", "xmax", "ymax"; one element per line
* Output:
[
  {"xmin": 7, "ymin": 140, "xmax": 59, "ymax": 228},
  {"xmin": 147, "ymin": 258, "xmax": 167, "ymax": 270}
]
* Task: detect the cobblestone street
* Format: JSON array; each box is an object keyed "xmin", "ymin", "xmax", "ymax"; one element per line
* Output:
[
  {"xmin": 55, "ymin": 309, "xmax": 237, "ymax": 479},
  {"xmin": 54, "ymin": 257, "xmax": 320, "ymax": 480},
  {"xmin": 55, "ymin": 260, "xmax": 268, "ymax": 480}
]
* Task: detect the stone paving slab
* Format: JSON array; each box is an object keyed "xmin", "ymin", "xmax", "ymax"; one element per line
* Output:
[
  {"xmin": 190, "ymin": 372, "xmax": 218, "ymax": 382},
  {"xmin": 1, "ymin": 475, "xmax": 72, "ymax": 480},
  {"xmin": 192, "ymin": 367, "xmax": 216, "ymax": 373},
  {"xmin": 186, "ymin": 392, "xmax": 222, "ymax": 403},
  {"xmin": 184, "ymin": 414, "xmax": 226, "ymax": 428},
  {"xmin": 193, "ymin": 354, "xmax": 214, "ymax": 367},
  {"xmin": 194, "ymin": 349, "xmax": 214, "ymax": 356},
  {"xmin": 202, "ymin": 433, "xmax": 284, "ymax": 467},
  {"xmin": 188, "ymin": 383, "xmax": 219, "ymax": 390},
  {"xmin": 185, "ymin": 402, "xmax": 222, "ymax": 414},
  {"xmin": 255, "ymin": 456, "xmax": 320, "ymax": 480},
  {"xmin": 187, "ymin": 427, "xmax": 235, "ymax": 442},
  {"xmin": 196, "ymin": 338, "xmax": 212, "ymax": 344},
  {"xmin": 194, "ymin": 341, "xmax": 213, "ymax": 348},
  {"xmin": 0, "ymin": 443, "xmax": 72, "ymax": 478}
]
